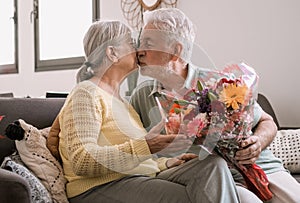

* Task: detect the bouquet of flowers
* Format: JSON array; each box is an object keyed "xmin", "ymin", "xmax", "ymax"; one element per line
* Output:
[{"xmin": 157, "ymin": 63, "xmax": 273, "ymax": 201}]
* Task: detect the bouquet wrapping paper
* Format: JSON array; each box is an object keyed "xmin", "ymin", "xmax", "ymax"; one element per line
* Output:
[{"xmin": 158, "ymin": 63, "xmax": 272, "ymax": 201}]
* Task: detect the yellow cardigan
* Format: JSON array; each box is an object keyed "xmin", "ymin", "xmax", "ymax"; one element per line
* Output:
[{"xmin": 58, "ymin": 81, "xmax": 168, "ymax": 198}]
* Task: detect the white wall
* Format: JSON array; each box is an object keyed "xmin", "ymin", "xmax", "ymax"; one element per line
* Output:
[
  {"xmin": 0, "ymin": 0, "xmax": 78, "ymax": 97},
  {"xmin": 0, "ymin": 0, "xmax": 299, "ymax": 127},
  {"xmin": 178, "ymin": 0, "xmax": 300, "ymax": 128}
]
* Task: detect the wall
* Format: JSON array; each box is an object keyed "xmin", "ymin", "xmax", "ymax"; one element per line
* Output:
[{"xmin": 0, "ymin": 0, "xmax": 299, "ymax": 127}]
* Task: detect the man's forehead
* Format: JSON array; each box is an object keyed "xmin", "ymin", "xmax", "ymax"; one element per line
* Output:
[
  {"xmin": 140, "ymin": 28, "xmax": 172, "ymax": 41},
  {"xmin": 144, "ymin": 23, "xmax": 157, "ymax": 30}
]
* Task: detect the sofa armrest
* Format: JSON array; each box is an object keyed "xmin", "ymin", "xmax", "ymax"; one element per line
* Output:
[
  {"xmin": 257, "ymin": 93, "xmax": 280, "ymax": 128},
  {"xmin": 0, "ymin": 168, "xmax": 31, "ymax": 203}
]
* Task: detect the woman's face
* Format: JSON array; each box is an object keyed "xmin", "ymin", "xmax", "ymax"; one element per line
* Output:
[{"xmin": 117, "ymin": 37, "xmax": 138, "ymax": 74}]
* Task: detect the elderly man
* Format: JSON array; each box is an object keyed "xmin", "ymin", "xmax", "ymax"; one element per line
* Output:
[{"xmin": 130, "ymin": 7, "xmax": 300, "ymax": 203}]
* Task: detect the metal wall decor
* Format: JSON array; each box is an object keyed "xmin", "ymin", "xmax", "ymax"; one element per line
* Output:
[{"xmin": 121, "ymin": 0, "xmax": 177, "ymax": 31}]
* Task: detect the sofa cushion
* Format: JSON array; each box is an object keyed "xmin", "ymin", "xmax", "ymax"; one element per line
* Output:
[
  {"xmin": 268, "ymin": 129, "xmax": 300, "ymax": 173},
  {"xmin": 0, "ymin": 135, "xmax": 16, "ymax": 164},
  {"xmin": 47, "ymin": 116, "xmax": 61, "ymax": 162},
  {"xmin": 13, "ymin": 119, "xmax": 69, "ymax": 203},
  {"xmin": 0, "ymin": 98, "xmax": 65, "ymax": 134},
  {"xmin": 0, "ymin": 115, "xmax": 17, "ymax": 163}
]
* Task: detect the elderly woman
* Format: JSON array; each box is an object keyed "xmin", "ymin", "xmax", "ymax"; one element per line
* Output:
[{"xmin": 58, "ymin": 20, "xmax": 240, "ymax": 203}]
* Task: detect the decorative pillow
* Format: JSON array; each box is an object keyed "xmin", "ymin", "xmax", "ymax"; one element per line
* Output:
[
  {"xmin": 6, "ymin": 119, "xmax": 69, "ymax": 203},
  {"xmin": 268, "ymin": 129, "xmax": 300, "ymax": 173},
  {"xmin": 7, "ymin": 151, "xmax": 25, "ymax": 166},
  {"xmin": 46, "ymin": 116, "xmax": 61, "ymax": 162},
  {"xmin": 1, "ymin": 156, "xmax": 52, "ymax": 203}
]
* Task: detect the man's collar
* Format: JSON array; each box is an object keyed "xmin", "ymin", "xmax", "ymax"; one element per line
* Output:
[
  {"xmin": 149, "ymin": 64, "xmax": 221, "ymax": 97},
  {"xmin": 149, "ymin": 79, "xmax": 164, "ymax": 96}
]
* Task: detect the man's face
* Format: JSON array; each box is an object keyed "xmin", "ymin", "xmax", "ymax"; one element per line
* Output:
[{"xmin": 137, "ymin": 23, "xmax": 174, "ymax": 81}]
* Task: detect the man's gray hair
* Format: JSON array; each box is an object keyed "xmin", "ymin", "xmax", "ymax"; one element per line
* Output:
[{"xmin": 143, "ymin": 8, "xmax": 195, "ymax": 63}]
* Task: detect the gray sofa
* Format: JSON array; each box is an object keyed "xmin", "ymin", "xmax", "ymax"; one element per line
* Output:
[
  {"xmin": 0, "ymin": 96, "xmax": 299, "ymax": 203},
  {"xmin": 0, "ymin": 98, "xmax": 65, "ymax": 203}
]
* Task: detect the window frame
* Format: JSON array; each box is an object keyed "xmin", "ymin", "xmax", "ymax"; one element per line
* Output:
[
  {"xmin": 0, "ymin": 0, "xmax": 18, "ymax": 74},
  {"xmin": 33, "ymin": 0, "xmax": 100, "ymax": 72}
]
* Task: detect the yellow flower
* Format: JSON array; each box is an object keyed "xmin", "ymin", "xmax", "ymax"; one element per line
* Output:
[{"xmin": 219, "ymin": 83, "xmax": 248, "ymax": 110}]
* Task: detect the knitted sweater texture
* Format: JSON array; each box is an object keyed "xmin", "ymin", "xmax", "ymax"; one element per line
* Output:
[{"xmin": 59, "ymin": 81, "xmax": 167, "ymax": 198}]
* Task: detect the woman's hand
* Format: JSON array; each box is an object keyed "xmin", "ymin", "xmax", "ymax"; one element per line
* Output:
[
  {"xmin": 166, "ymin": 153, "xmax": 198, "ymax": 168},
  {"xmin": 146, "ymin": 133, "xmax": 193, "ymax": 154},
  {"xmin": 145, "ymin": 120, "xmax": 193, "ymax": 154}
]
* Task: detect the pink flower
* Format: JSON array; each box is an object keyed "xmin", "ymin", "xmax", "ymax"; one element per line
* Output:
[{"xmin": 186, "ymin": 115, "xmax": 206, "ymax": 137}]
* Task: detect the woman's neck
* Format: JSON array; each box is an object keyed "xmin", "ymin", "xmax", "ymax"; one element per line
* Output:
[{"xmin": 90, "ymin": 75, "xmax": 122, "ymax": 100}]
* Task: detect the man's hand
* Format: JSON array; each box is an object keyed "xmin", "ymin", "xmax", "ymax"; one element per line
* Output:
[
  {"xmin": 235, "ymin": 110, "xmax": 277, "ymax": 165},
  {"xmin": 235, "ymin": 135, "xmax": 262, "ymax": 164},
  {"xmin": 166, "ymin": 153, "xmax": 198, "ymax": 168}
]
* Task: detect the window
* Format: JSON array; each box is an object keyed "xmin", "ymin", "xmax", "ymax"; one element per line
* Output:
[
  {"xmin": 34, "ymin": 0, "xmax": 100, "ymax": 72},
  {"xmin": 0, "ymin": 0, "xmax": 18, "ymax": 74}
]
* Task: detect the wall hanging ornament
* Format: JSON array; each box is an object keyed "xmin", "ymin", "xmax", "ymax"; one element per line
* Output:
[{"xmin": 121, "ymin": 0, "xmax": 178, "ymax": 31}]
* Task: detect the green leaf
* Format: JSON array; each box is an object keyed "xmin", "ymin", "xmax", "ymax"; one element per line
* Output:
[
  {"xmin": 175, "ymin": 100, "xmax": 190, "ymax": 106},
  {"xmin": 174, "ymin": 108, "xmax": 182, "ymax": 114},
  {"xmin": 208, "ymin": 92, "xmax": 218, "ymax": 101},
  {"xmin": 197, "ymin": 80, "xmax": 204, "ymax": 91}
]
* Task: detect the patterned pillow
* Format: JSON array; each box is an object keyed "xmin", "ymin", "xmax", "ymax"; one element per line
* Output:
[
  {"xmin": 11, "ymin": 119, "xmax": 69, "ymax": 203},
  {"xmin": 1, "ymin": 156, "xmax": 52, "ymax": 203},
  {"xmin": 268, "ymin": 129, "xmax": 300, "ymax": 173},
  {"xmin": 7, "ymin": 151, "xmax": 25, "ymax": 166}
]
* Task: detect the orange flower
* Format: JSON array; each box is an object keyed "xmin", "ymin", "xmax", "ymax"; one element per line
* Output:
[
  {"xmin": 169, "ymin": 103, "xmax": 181, "ymax": 114},
  {"xmin": 219, "ymin": 83, "xmax": 248, "ymax": 110}
]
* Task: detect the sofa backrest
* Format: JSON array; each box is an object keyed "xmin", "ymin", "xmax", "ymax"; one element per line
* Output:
[
  {"xmin": 0, "ymin": 97, "xmax": 65, "ymax": 163},
  {"xmin": 257, "ymin": 93, "xmax": 280, "ymax": 129},
  {"xmin": 0, "ymin": 98, "xmax": 65, "ymax": 135}
]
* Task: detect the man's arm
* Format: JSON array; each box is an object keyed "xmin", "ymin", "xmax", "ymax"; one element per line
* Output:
[
  {"xmin": 235, "ymin": 110, "xmax": 278, "ymax": 165},
  {"xmin": 252, "ymin": 110, "xmax": 278, "ymax": 150}
]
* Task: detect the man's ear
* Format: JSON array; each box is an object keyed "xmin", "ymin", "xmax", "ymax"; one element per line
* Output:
[
  {"xmin": 106, "ymin": 46, "xmax": 119, "ymax": 63},
  {"xmin": 171, "ymin": 43, "xmax": 183, "ymax": 61}
]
